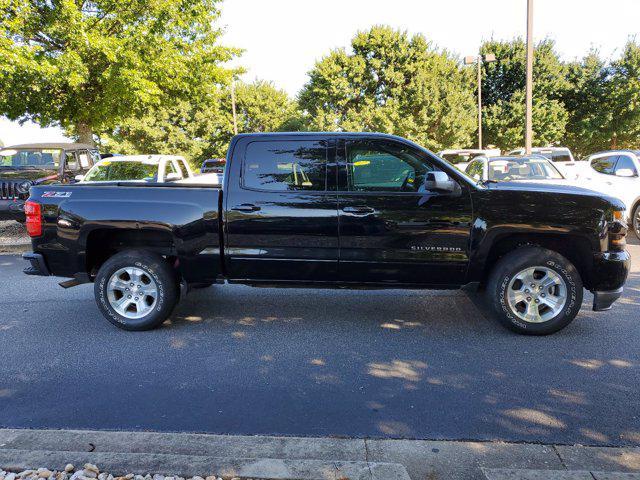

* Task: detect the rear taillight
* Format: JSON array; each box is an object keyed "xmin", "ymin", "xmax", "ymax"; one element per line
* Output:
[{"xmin": 25, "ymin": 201, "xmax": 42, "ymax": 237}]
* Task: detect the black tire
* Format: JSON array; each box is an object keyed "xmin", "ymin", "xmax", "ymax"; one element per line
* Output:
[
  {"xmin": 632, "ymin": 203, "xmax": 640, "ymax": 240},
  {"xmin": 94, "ymin": 249, "xmax": 179, "ymax": 331},
  {"xmin": 486, "ymin": 246, "xmax": 583, "ymax": 335}
]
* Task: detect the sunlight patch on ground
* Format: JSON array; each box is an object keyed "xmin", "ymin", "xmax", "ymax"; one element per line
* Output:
[{"xmin": 502, "ymin": 408, "xmax": 566, "ymax": 429}]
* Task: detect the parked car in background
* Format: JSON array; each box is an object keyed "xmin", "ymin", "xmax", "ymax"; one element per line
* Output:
[
  {"xmin": 79, "ymin": 155, "xmax": 193, "ymax": 183},
  {"xmin": 507, "ymin": 146, "xmax": 586, "ymax": 179},
  {"xmin": 437, "ymin": 148, "xmax": 501, "ymax": 170},
  {"xmin": 465, "ymin": 155, "xmax": 568, "ymax": 185},
  {"xmin": 580, "ymin": 150, "xmax": 640, "ymax": 239},
  {"xmin": 23, "ymin": 132, "xmax": 629, "ymax": 336},
  {"xmin": 201, "ymin": 158, "xmax": 226, "ymax": 174},
  {"xmin": 0, "ymin": 143, "xmax": 99, "ymax": 222}
]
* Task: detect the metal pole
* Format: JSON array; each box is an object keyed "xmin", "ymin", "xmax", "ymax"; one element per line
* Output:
[
  {"xmin": 477, "ymin": 56, "xmax": 482, "ymax": 149},
  {"xmin": 525, "ymin": 0, "xmax": 534, "ymax": 154},
  {"xmin": 231, "ymin": 80, "xmax": 238, "ymax": 136}
]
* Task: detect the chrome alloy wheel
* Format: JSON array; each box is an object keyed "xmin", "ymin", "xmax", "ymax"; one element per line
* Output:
[
  {"xmin": 506, "ymin": 266, "xmax": 567, "ymax": 323},
  {"xmin": 107, "ymin": 267, "xmax": 158, "ymax": 319}
]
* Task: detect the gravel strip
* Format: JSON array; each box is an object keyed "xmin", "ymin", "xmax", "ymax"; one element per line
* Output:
[
  {"xmin": 0, "ymin": 464, "xmax": 264, "ymax": 480},
  {"xmin": 0, "ymin": 220, "xmax": 29, "ymax": 252}
]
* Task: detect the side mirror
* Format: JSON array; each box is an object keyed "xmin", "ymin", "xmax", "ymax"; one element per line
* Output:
[
  {"xmin": 74, "ymin": 174, "xmax": 85, "ymax": 182},
  {"xmin": 165, "ymin": 172, "xmax": 181, "ymax": 181},
  {"xmin": 425, "ymin": 171, "xmax": 458, "ymax": 194},
  {"xmin": 615, "ymin": 168, "xmax": 636, "ymax": 178}
]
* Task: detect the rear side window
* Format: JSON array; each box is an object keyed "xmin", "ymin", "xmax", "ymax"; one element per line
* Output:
[
  {"xmin": 591, "ymin": 155, "xmax": 618, "ymax": 175},
  {"xmin": 243, "ymin": 140, "xmax": 327, "ymax": 191}
]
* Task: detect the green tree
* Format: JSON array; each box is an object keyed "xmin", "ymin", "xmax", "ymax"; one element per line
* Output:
[
  {"xmin": 561, "ymin": 51, "xmax": 611, "ymax": 156},
  {"xmin": 105, "ymin": 80, "xmax": 301, "ymax": 168},
  {"xmin": 298, "ymin": 26, "xmax": 476, "ymax": 151},
  {"xmin": 0, "ymin": 0, "xmax": 236, "ymax": 145},
  {"xmin": 480, "ymin": 39, "xmax": 569, "ymax": 149},
  {"xmin": 607, "ymin": 41, "xmax": 640, "ymax": 149}
]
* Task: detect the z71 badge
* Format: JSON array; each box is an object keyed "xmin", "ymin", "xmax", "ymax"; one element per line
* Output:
[{"xmin": 42, "ymin": 191, "xmax": 72, "ymax": 198}]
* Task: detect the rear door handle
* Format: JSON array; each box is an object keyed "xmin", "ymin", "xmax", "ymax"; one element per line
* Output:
[
  {"xmin": 342, "ymin": 206, "xmax": 375, "ymax": 215},
  {"xmin": 231, "ymin": 203, "xmax": 261, "ymax": 212}
]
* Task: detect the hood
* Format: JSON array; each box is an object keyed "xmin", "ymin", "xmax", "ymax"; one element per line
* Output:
[
  {"xmin": 486, "ymin": 180, "xmax": 609, "ymax": 197},
  {"xmin": 484, "ymin": 180, "xmax": 626, "ymax": 210},
  {"xmin": 0, "ymin": 168, "xmax": 58, "ymax": 183}
]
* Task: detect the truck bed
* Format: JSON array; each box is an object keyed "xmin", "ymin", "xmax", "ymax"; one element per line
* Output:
[{"xmin": 28, "ymin": 182, "xmax": 223, "ymax": 285}]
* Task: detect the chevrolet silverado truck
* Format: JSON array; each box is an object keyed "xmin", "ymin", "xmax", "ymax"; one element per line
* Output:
[{"xmin": 22, "ymin": 133, "xmax": 630, "ymax": 335}]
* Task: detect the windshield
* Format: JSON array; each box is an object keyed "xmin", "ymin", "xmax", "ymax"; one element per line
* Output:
[
  {"xmin": 535, "ymin": 150, "xmax": 573, "ymax": 162},
  {"xmin": 0, "ymin": 148, "xmax": 62, "ymax": 169},
  {"xmin": 488, "ymin": 158, "xmax": 564, "ymax": 181},
  {"xmin": 440, "ymin": 152, "xmax": 485, "ymax": 165},
  {"xmin": 84, "ymin": 161, "xmax": 158, "ymax": 182}
]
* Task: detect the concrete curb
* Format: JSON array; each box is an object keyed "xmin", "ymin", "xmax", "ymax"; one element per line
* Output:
[
  {"xmin": 482, "ymin": 468, "xmax": 640, "ymax": 480},
  {"xmin": 0, "ymin": 448, "xmax": 410, "ymax": 480}
]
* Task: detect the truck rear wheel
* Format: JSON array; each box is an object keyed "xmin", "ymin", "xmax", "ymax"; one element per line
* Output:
[
  {"xmin": 94, "ymin": 250, "xmax": 179, "ymax": 331},
  {"xmin": 486, "ymin": 246, "xmax": 583, "ymax": 335}
]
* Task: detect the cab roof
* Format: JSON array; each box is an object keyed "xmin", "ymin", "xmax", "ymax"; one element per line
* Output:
[{"xmin": 2, "ymin": 142, "xmax": 96, "ymax": 150}]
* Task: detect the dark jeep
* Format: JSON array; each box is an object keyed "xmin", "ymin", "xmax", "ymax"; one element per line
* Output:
[{"xmin": 0, "ymin": 143, "xmax": 99, "ymax": 222}]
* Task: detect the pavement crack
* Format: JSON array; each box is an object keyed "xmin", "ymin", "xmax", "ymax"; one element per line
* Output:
[
  {"xmin": 552, "ymin": 445, "xmax": 568, "ymax": 470},
  {"xmin": 364, "ymin": 438, "xmax": 374, "ymax": 480}
]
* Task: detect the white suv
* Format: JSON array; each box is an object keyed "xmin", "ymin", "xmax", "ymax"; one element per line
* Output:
[{"xmin": 581, "ymin": 150, "xmax": 640, "ymax": 238}]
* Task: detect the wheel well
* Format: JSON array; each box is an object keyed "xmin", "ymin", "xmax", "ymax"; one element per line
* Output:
[
  {"xmin": 482, "ymin": 233, "xmax": 594, "ymax": 289},
  {"xmin": 85, "ymin": 228, "xmax": 177, "ymax": 276}
]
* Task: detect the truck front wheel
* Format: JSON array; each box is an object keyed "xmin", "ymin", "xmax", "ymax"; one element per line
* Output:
[
  {"xmin": 486, "ymin": 247, "xmax": 583, "ymax": 335},
  {"xmin": 94, "ymin": 250, "xmax": 179, "ymax": 331}
]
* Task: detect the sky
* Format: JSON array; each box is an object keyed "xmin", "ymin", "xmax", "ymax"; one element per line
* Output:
[{"xmin": 1, "ymin": 0, "xmax": 639, "ymax": 146}]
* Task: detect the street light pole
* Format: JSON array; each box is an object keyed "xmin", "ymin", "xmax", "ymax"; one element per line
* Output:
[
  {"xmin": 525, "ymin": 0, "xmax": 534, "ymax": 154},
  {"xmin": 231, "ymin": 79, "xmax": 238, "ymax": 136},
  {"xmin": 465, "ymin": 53, "xmax": 496, "ymax": 150},
  {"xmin": 477, "ymin": 58, "xmax": 482, "ymax": 150}
]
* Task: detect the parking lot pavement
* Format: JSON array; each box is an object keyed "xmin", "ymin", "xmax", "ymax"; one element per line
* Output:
[{"xmin": 0, "ymin": 243, "xmax": 638, "ymax": 447}]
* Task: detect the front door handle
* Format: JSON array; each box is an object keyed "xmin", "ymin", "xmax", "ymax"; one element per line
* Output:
[
  {"xmin": 231, "ymin": 203, "xmax": 261, "ymax": 213},
  {"xmin": 342, "ymin": 206, "xmax": 375, "ymax": 215}
]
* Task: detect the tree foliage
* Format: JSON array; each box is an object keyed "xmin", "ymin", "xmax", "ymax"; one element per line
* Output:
[
  {"xmin": 298, "ymin": 26, "xmax": 476, "ymax": 151},
  {"xmin": 0, "ymin": 0, "xmax": 236, "ymax": 144},
  {"xmin": 104, "ymin": 80, "xmax": 301, "ymax": 168},
  {"xmin": 479, "ymin": 39, "xmax": 569, "ymax": 149}
]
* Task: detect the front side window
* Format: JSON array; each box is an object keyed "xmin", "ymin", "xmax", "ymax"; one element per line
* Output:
[
  {"xmin": 243, "ymin": 140, "xmax": 327, "ymax": 191},
  {"xmin": 614, "ymin": 155, "xmax": 638, "ymax": 176},
  {"xmin": 65, "ymin": 152, "xmax": 79, "ymax": 171},
  {"xmin": 346, "ymin": 140, "xmax": 438, "ymax": 193},
  {"xmin": 466, "ymin": 160, "xmax": 484, "ymax": 180},
  {"xmin": 177, "ymin": 160, "xmax": 190, "ymax": 178},
  {"xmin": 591, "ymin": 155, "xmax": 618, "ymax": 175}
]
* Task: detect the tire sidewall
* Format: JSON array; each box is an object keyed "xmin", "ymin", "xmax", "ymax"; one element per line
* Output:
[
  {"xmin": 633, "ymin": 204, "xmax": 640, "ymax": 240},
  {"xmin": 95, "ymin": 252, "xmax": 176, "ymax": 331},
  {"xmin": 492, "ymin": 249, "xmax": 582, "ymax": 335}
]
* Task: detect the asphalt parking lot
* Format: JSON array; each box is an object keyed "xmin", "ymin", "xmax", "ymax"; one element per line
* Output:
[{"xmin": 0, "ymin": 241, "xmax": 638, "ymax": 447}]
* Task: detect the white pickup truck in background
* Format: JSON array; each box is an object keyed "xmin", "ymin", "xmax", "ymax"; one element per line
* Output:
[{"xmin": 77, "ymin": 155, "xmax": 220, "ymax": 185}]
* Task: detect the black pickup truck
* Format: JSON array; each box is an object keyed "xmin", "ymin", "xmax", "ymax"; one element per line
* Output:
[{"xmin": 22, "ymin": 133, "xmax": 630, "ymax": 335}]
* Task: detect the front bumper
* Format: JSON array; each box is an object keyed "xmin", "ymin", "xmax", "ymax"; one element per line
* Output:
[
  {"xmin": 22, "ymin": 253, "xmax": 50, "ymax": 276},
  {"xmin": 590, "ymin": 250, "xmax": 630, "ymax": 311},
  {"xmin": 593, "ymin": 287, "xmax": 624, "ymax": 311},
  {"xmin": 0, "ymin": 199, "xmax": 26, "ymax": 221}
]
